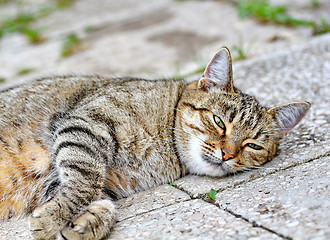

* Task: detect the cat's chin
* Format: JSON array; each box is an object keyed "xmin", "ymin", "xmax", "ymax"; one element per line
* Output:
[
  {"xmin": 184, "ymin": 135, "xmax": 228, "ymax": 177},
  {"xmin": 185, "ymin": 155, "xmax": 228, "ymax": 177}
]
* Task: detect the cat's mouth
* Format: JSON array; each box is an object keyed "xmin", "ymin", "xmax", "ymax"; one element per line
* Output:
[{"xmin": 202, "ymin": 154, "xmax": 226, "ymax": 172}]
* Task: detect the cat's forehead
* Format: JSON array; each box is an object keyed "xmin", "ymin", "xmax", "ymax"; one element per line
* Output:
[
  {"xmin": 206, "ymin": 91, "xmax": 276, "ymax": 142},
  {"xmin": 208, "ymin": 90, "xmax": 262, "ymax": 114}
]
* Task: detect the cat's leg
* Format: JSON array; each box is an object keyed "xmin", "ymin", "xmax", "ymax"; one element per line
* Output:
[
  {"xmin": 29, "ymin": 156, "xmax": 106, "ymax": 240},
  {"xmin": 30, "ymin": 113, "xmax": 116, "ymax": 239},
  {"xmin": 59, "ymin": 199, "xmax": 116, "ymax": 240}
]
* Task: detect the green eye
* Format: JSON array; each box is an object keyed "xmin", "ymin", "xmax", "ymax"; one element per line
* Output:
[
  {"xmin": 246, "ymin": 143, "xmax": 263, "ymax": 150},
  {"xmin": 214, "ymin": 115, "xmax": 225, "ymax": 130}
]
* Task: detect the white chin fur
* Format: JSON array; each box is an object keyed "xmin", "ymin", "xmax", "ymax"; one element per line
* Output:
[{"xmin": 184, "ymin": 134, "xmax": 228, "ymax": 177}]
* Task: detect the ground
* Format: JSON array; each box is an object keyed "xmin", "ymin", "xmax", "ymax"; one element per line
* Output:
[{"xmin": 0, "ymin": 0, "xmax": 329, "ymax": 239}]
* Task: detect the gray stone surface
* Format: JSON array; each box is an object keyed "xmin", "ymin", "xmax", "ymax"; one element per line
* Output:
[
  {"xmin": 0, "ymin": 0, "xmax": 324, "ymax": 89},
  {"xmin": 216, "ymin": 156, "xmax": 330, "ymax": 240},
  {"xmin": 0, "ymin": 218, "xmax": 33, "ymax": 240},
  {"xmin": 0, "ymin": 218, "xmax": 31, "ymax": 240},
  {"xmin": 110, "ymin": 199, "xmax": 281, "ymax": 240},
  {"xmin": 115, "ymin": 185, "xmax": 190, "ymax": 222},
  {"xmin": 0, "ymin": 0, "xmax": 329, "ymax": 239}
]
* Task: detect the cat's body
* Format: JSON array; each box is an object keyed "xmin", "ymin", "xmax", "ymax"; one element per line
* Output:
[
  {"xmin": 0, "ymin": 76, "xmax": 186, "ymax": 215},
  {"xmin": 0, "ymin": 48, "xmax": 310, "ymax": 240}
]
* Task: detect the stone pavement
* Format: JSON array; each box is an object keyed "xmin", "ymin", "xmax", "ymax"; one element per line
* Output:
[{"xmin": 0, "ymin": 0, "xmax": 329, "ymax": 239}]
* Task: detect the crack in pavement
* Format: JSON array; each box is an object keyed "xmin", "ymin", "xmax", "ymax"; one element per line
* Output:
[
  {"xmin": 170, "ymin": 183, "xmax": 292, "ymax": 239},
  {"xmin": 169, "ymin": 182, "xmax": 291, "ymax": 239},
  {"xmin": 218, "ymin": 206, "xmax": 292, "ymax": 240},
  {"xmin": 116, "ymin": 198, "xmax": 192, "ymax": 223},
  {"xmin": 168, "ymin": 152, "xmax": 330, "ymax": 239},
  {"xmin": 216, "ymin": 151, "xmax": 330, "ymax": 195}
]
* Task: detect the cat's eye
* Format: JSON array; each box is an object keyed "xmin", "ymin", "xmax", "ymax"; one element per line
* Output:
[
  {"xmin": 213, "ymin": 115, "xmax": 225, "ymax": 130},
  {"xmin": 246, "ymin": 143, "xmax": 263, "ymax": 150}
]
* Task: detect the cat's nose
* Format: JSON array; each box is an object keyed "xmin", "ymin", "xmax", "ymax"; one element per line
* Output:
[{"xmin": 222, "ymin": 148, "xmax": 235, "ymax": 161}]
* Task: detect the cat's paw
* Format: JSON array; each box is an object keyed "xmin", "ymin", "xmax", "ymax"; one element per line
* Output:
[
  {"xmin": 59, "ymin": 211, "xmax": 98, "ymax": 240},
  {"xmin": 29, "ymin": 200, "xmax": 67, "ymax": 240},
  {"xmin": 59, "ymin": 199, "xmax": 116, "ymax": 240}
]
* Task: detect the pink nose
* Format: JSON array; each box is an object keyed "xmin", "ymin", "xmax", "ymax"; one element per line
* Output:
[{"xmin": 222, "ymin": 148, "xmax": 235, "ymax": 161}]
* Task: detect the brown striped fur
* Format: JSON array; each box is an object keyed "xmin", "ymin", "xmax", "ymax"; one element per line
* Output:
[{"xmin": 0, "ymin": 48, "xmax": 310, "ymax": 239}]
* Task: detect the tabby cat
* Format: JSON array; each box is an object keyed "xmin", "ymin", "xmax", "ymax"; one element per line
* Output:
[{"xmin": 0, "ymin": 47, "xmax": 310, "ymax": 239}]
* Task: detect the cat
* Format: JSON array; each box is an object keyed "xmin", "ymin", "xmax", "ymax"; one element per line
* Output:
[{"xmin": 0, "ymin": 47, "xmax": 310, "ymax": 240}]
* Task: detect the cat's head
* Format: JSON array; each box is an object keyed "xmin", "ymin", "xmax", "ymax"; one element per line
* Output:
[{"xmin": 175, "ymin": 47, "xmax": 310, "ymax": 177}]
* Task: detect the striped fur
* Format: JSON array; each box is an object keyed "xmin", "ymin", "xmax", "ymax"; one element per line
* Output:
[{"xmin": 0, "ymin": 48, "xmax": 309, "ymax": 239}]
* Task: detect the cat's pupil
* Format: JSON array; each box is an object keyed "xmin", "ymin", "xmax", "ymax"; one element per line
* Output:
[{"xmin": 213, "ymin": 115, "xmax": 225, "ymax": 130}]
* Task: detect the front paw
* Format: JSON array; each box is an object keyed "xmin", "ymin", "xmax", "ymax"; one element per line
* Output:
[
  {"xmin": 59, "ymin": 200, "xmax": 116, "ymax": 240},
  {"xmin": 59, "ymin": 211, "xmax": 97, "ymax": 240},
  {"xmin": 29, "ymin": 201, "xmax": 67, "ymax": 240}
]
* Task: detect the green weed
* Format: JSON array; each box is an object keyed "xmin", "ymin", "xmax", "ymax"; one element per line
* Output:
[
  {"xmin": 55, "ymin": 0, "xmax": 75, "ymax": 9},
  {"xmin": 185, "ymin": 66, "xmax": 205, "ymax": 77},
  {"xmin": 61, "ymin": 33, "xmax": 82, "ymax": 57},
  {"xmin": 313, "ymin": 17, "xmax": 330, "ymax": 35},
  {"xmin": 231, "ymin": 34, "xmax": 255, "ymax": 61},
  {"xmin": 84, "ymin": 25, "xmax": 97, "ymax": 33},
  {"xmin": 0, "ymin": 1, "xmax": 75, "ymax": 44},
  {"xmin": 0, "ymin": 12, "xmax": 44, "ymax": 44},
  {"xmin": 17, "ymin": 68, "xmax": 35, "ymax": 75},
  {"xmin": 236, "ymin": 0, "xmax": 330, "ymax": 35},
  {"xmin": 172, "ymin": 59, "xmax": 205, "ymax": 79},
  {"xmin": 206, "ymin": 189, "xmax": 217, "ymax": 201},
  {"xmin": 169, "ymin": 182, "xmax": 175, "ymax": 187},
  {"xmin": 232, "ymin": 45, "xmax": 248, "ymax": 61},
  {"xmin": 24, "ymin": 28, "xmax": 45, "ymax": 43},
  {"xmin": 237, "ymin": 0, "xmax": 314, "ymax": 27},
  {"xmin": 0, "ymin": 0, "xmax": 9, "ymax": 5},
  {"xmin": 0, "ymin": 13, "xmax": 36, "ymax": 36},
  {"xmin": 173, "ymin": 61, "xmax": 181, "ymax": 79},
  {"xmin": 174, "ymin": 65, "xmax": 205, "ymax": 79},
  {"xmin": 311, "ymin": 0, "xmax": 320, "ymax": 8},
  {"xmin": 38, "ymin": 6, "xmax": 57, "ymax": 18}
]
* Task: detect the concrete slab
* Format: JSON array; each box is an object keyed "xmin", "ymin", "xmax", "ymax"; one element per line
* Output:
[
  {"xmin": 0, "ymin": 0, "xmax": 320, "ymax": 90},
  {"xmin": 173, "ymin": 144, "xmax": 329, "ymax": 198},
  {"xmin": 110, "ymin": 199, "xmax": 281, "ymax": 240},
  {"xmin": 215, "ymin": 156, "xmax": 330, "ymax": 240},
  {"xmin": 115, "ymin": 184, "xmax": 190, "ymax": 222},
  {"xmin": 0, "ymin": 185, "xmax": 191, "ymax": 240},
  {"xmin": 0, "ymin": 186, "xmax": 282, "ymax": 240},
  {"xmin": 0, "ymin": 218, "xmax": 31, "ymax": 240}
]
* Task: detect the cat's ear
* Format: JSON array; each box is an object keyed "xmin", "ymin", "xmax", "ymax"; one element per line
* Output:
[
  {"xmin": 198, "ymin": 47, "xmax": 234, "ymax": 92},
  {"xmin": 267, "ymin": 101, "xmax": 311, "ymax": 135}
]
